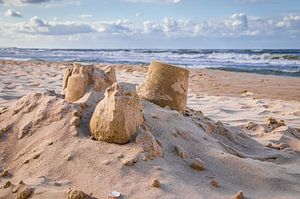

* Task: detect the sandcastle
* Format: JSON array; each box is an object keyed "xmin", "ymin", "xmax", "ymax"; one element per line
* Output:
[
  {"xmin": 62, "ymin": 63, "xmax": 116, "ymax": 106},
  {"xmin": 89, "ymin": 82, "xmax": 144, "ymax": 144},
  {"xmin": 62, "ymin": 61, "xmax": 190, "ymax": 144},
  {"xmin": 138, "ymin": 61, "xmax": 189, "ymax": 112}
]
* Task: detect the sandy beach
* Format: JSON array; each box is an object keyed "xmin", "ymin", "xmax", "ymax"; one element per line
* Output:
[
  {"xmin": 0, "ymin": 60, "xmax": 300, "ymax": 199},
  {"xmin": 1, "ymin": 60, "xmax": 300, "ymax": 127}
]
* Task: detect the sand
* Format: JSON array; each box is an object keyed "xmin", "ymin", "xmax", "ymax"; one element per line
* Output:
[{"xmin": 0, "ymin": 60, "xmax": 300, "ymax": 199}]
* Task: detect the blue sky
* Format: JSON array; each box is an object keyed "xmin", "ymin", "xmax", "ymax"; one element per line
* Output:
[{"xmin": 0, "ymin": 0, "xmax": 299, "ymax": 49}]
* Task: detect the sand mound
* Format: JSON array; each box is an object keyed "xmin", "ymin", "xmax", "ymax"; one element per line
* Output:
[{"xmin": 1, "ymin": 87, "xmax": 300, "ymax": 198}]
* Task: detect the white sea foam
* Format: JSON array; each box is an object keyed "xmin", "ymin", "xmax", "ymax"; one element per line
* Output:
[{"xmin": 0, "ymin": 48, "xmax": 299, "ymax": 76}]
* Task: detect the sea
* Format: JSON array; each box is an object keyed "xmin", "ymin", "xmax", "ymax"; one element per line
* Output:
[{"xmin": 1, "ymin": 48, "xmax": 300, "ymax": 77}]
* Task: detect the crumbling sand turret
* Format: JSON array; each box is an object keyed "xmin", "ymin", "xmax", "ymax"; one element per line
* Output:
[
  {"xmin": 138, "ymin": 61, "xmax": 189, "ymax": 112},
  {"xmin": 89, "ymin": 82, "xmax": 144, "ymax": 144},
  {"xmin": 62, "ymin": 63, "xmax": 116, "ymax": 106}
]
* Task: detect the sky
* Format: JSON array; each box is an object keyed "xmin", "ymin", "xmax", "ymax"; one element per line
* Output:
[{"xmin": 0, "ymin": 0, "xmax": 299, "ymax": 49}]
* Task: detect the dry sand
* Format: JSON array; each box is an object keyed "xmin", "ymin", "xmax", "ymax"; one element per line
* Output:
[
  {"xmin": 1, "ymin": 60, "xmax": 299, "ymax": 128},
  {"xmin": 0, "ymin": 60, "xmax": 300, "ymax": 199}
]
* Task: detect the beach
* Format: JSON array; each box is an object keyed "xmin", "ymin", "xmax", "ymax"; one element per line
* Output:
[
  {"xmin": 0, "ymin": 60, "xmax": 300, "ymax": 199},
  {"xmin": 1, "ymin": 60, "xmax": 300, "ymax": 127},
  {"xmin": 1, "ymin": 0, "xmax": 300, "ymax": 197}
]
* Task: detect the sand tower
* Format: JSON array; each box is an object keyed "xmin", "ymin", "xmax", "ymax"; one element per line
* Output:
[
  {"xmin": 89, "ymin": 82, "xmax": 144, "ymax": 144},
  {"xmin": 62, "ymin": 63, "xmax": 116, "ymax": 105},
  {"xmin": 138, "ymin": 61, "xmax": 189, "ymax": 112}
]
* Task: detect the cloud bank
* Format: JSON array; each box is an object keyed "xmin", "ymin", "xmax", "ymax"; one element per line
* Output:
[
  {"xmin": 2, "ymin": 13, "xmax": 300, "ymax": 38},
  {"xmin": 1, "ymin": 12, "xmax": 299, "ymax": 48}
]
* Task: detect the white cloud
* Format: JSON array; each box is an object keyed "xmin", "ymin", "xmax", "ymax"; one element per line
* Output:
[
  {"xmin": 1, "ymin": 0, "xmax": 51, "ymax": 5},
  {"xmin": 233, "ymin": 0, "xmax": 274, "ymax": 3},
  {"xmin": 3, "ymin": 17, "xmax": 135, "ymax": 36},
  {"xmin": 123, "ymin": 0, "xmax": 181, "ymax": 4},
  {"xmin": 1, "ymin": 0, "xmax": 182, "ymax": 5},
  {"xmin": 10, "ymin": 16, "xmax": 96, "ymax": 35},
  {"xmin": 140, "ymin": 13, "xmax": 300, "ymax": 38},
  {"xmin": 225, "ymin": 13, "xmax": 248, "ymax": 30},
  {"xmin": 1, "ymin": 13, "xmax": 300, "ymax": 40},
  {"xmin": 4, "ymin": 9, "xmax": 23, "ymax": 18},
  {"xmin": 276, "ymin": 15, "xmax": 300, "ymax": 28},
  {"xmin": 143, "ymin": 20, "xmax": 160, "ymax": 33},
  {"xmin": 93, "ymin": 19, "xmax": 133, "ymax": 35},
  {"xmin": 0, "ymin": 0, "xmax": 79, "ymax": 6},
  {"xmin": 79, "ymin": 14, "xmax": 93, "ymax": 19},
  {"xmin": 20, "ymin": 0, "xmax": 51, "ymax": 3}
]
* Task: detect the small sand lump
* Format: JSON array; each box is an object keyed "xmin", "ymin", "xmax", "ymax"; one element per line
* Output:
[
  {"xmin": 210, "ymin": 180, "xmax": 220, "ymax": 188},
  {"xmin": 17, "ymin": 185, "xmax": 33, "ymax": 199},
  {"xmin": 190, "ymin": 158, "xmax": 206, "ymax": 171},
  {"xmin": 152, "ymin": 179, "xmax": 160, "ymax": 188},
  {"xmin": 0, "ymin": 169, "xmax": 10, "ymax": 177},
  {"xmin": 70, "ymin": 117, "xmax": 80, "ymax": 127},
  {"xmin": 175, "ymin": 145, "xmax": 188, "ymax": 159},
  {"xmin": 68, "ymin": 188, "xmax": 95, "ymax": 199},
  {"xmin": 266, "ymin": 117, "xmax": 286, "ymax": 129},
  {"xmin": 2, "ymin": 181, "xmax": 11, "ymax": 189},
  {"xmin": 232, "ymin": 191, "xmax": 244, "ymax": 199},
  {"xmin": 122, "ymin": 157, "xmax": 138, "ymax": 166}
]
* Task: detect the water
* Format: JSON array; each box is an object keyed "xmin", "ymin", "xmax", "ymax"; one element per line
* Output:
[{"xmin": 1, "ymin": 48, "xmax": 300, "ymax": 77}]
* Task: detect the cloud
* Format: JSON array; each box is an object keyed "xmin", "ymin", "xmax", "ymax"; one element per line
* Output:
[
  {"xmin": 4, "ymin": 9, "xmax": 23, "ymax": 17},
  {"xmin": 233, "ymin": 0, "xmax": 274, "ymax": 3},
  {"xmin": 3, "ymin": 16, "xmax": 135, "ymax": 36},
  {"xmin": 10, "ymin": 16, "xmax": 96, "ymax": 35},
  {"xmin": 140, "ymin": 13, "xmax": 299, "ymax": 38},
  {"xmin": 93, "ymin": 19, "xmax": 133, "ymax": 35},
  {"xmin": 20, "ymin": 0, "xmax": 51, "ymax": 3},
  {"xmin": 1, "ymin": 13, "xmax": 300, "ymax": 40},
  {"xmin": 1, "ymin": 0, "xmax": 181, "ymax": 6},
  {"xmin": 79, "ymin": 14, "xmax": 93, "ymax": 19},
  {"xmin": 3, "ymin": 0, "xmax": 51, "ymax": 4},
  {"xmin": 0, "ymin": 0, "xmax": 61, "ymax": 5},
  {"xmin": 276, "ymin": 14, "xmax": 300, "ymax": 36},
  {"xmin": 143, "ymin": 21, "xmax": 158, "ymax": 33},
  {"xmin": 276, "ymin": 15, "xmax": 300, "ymax": 28},
  {"xmin": 225, "ymin": 13, "xmax": 248, "ymax": 30},
  {"xmin": 123, "ymin": 0, "xmax": 181, "ymax": 4}
]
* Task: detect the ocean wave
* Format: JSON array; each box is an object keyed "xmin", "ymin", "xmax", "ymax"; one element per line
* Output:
[
  {"xmin": 1, "ymin": 48, "xmax": 300, "ymax": 77},
  {"xmin": 271, "ymin": 55, "xmax": 300, "ymax": 60}
]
